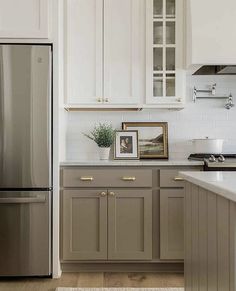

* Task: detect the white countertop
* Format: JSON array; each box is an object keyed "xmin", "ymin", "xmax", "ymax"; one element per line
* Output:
[
  {"xmin": 179, "ymin": 171, "xmax": 236, "ymax": 202},
  {"xmin": 60, "ymin": 159, "xmax": 203, "ymax": 166}
]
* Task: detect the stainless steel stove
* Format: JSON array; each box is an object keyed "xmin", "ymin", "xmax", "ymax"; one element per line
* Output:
[{"xmin": 188, "ymin": 154, "xmax": 236, "ymax": 171}]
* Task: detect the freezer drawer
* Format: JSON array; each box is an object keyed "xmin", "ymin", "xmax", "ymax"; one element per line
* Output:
[{"xmin": 0, "ymin": 191, "xmax": 51, "ymax": 276}]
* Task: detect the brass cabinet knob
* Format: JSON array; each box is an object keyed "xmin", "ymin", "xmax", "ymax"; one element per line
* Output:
[
  {"xmin": 122, "ymin": 177, "xmax": 136, "ymax": 181},
  {"xmin": 109, "ymin": 191, "xmax": 115, "ymax": 196},
  {"xmin": 104, "ymin": 98, "xmax": 109, "ymax": 103},
  {"xmin": 97, "ymin": 97, "xmax": 102, "ymax": 103},
  {"xmin": 80, "ymin": 176, "xmax": 94, "ymax": 181},
  {"xmin": 174, "ymin": 177, "xmax": 184, "ymax": 181},
  {"xmin": 100, "ymin": 192, "xmax": 107, "ymax": 197}
]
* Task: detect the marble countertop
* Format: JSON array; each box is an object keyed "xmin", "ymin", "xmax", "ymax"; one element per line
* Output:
[
  {"xmin": 179, "ymin": 171, "xmax": 236, "ymax": 202},
  {"xmin": 60, "ymin": 159, "xmax": 204, "ymax": 166}
]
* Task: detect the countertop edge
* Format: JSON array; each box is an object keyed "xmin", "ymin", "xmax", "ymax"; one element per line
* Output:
[
  {"xmin": 179, "ymin": 172, "xmax": 236, "ymax": 203},
  {"xmin": 60, "ymin": 160, "xmax": 204, "ymax": 167}
]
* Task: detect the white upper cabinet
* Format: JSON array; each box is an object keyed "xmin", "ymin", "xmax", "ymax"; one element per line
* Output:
[
  {"xmin": 103, "ymin": 0, "xmax": 142, "ymax": 105},
  {"xmin": 65, "ymin": 0, "xmax": 103, "ymax": 105},
  {"xmin": 65, "ymin": 0, "xmax": 143, "ymax": 107},
  {"xmin": 186, "ymin": 0, "xmax": 236, "ymax": 67},
  {"xmin": 0, "ymin": 0, "xmax": 49, "ymax": 38},
  {"xmin": 145, "ymin": 0, "xmax": 185, "ymax": 108}
]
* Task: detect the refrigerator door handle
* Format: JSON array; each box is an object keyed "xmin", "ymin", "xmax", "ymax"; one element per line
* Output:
[{"xmin": 0, "ymin": 195, "xmax": 46, "ymax": 204}]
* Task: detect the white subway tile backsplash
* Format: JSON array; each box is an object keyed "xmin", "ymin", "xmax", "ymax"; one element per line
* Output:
[
  {"xmin": 121, "ymin": 111, "xmax": 151, "ymax": 122},
  {"xmin": 66, "ymin": 76, "xmax": 236, "ymax": 160}
]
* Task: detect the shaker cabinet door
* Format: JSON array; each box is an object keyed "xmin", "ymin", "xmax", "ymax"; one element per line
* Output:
[
  {"xmin": 65, "ymin": 0, "xmax": 103, "ymax": 105},
  {"xmin": 62, "ymin": 189, "xmax": 108, "ymax": 260},
  {"xmin": 108, "ymin": 189, "xmax": 152, "ymax": 260},
  {"xmin": 65, "ymin": 0, "xmax": 143, "ymax": 107},
  {"xmin": 160, "ymin": 189, "xmax": 184, "ymax": 260},
  {"xmin": 103, "ymin": 0, "xmax": 143, "ymax": 105},
  {"xmin": 0, "ymin": 0, "xmax": 49, "ymax": 38}
]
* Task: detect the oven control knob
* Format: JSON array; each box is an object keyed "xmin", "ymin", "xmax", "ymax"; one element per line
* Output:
[
  {"xmin": 218, "ymin": 155, "xmax": 225, "ymax": 162},
  {"xmin": 209, "ymin": 155, "xmax": 216, "ymax": 162}
]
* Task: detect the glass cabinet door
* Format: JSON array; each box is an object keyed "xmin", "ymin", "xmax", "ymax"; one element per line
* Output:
[
  {"xmin": 146, "ymin": 0, "xmax": 184, "ymax": 106},
  {"xmin": 153, "ymin": 0, "xmax": 175, "ymax": 99}
]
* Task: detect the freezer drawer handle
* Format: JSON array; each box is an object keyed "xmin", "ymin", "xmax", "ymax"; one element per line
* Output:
[{"xmin": 0, "ymin": 195, "xmax": 46, "ymax": 204}]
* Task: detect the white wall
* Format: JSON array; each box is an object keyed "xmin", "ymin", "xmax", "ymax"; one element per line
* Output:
[{"xmin": 65, "ymin": 75, "xmax": 236, "ymax": 160}]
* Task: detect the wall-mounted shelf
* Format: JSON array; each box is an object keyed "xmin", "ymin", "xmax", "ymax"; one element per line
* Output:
[
  {"xmin": 64, "ymin": 103, "xmax": 185, "ymax": 112},
  {"xmin": 64, "ymin": 104, "xmax": 143, "ymax": 112},
  {"xmin": 142, "ymin": 104, "xmax": 184, "ymax": 110}
]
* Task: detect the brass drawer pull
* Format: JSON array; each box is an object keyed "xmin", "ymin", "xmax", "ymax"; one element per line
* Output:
[
  {"xmin": 80, "ymin": 176, "xmax": 94, "ymax": 181},
  {"xmin": 122, "ymin": 177, "xmax": 136, "ymax": 181},
  {"xmin": 174, "ymin": 177, "xmax": 184, "ymax": 182},
  {"xmin": 109, "ymin": 192, "xmax": 115, "ymax": 196},
  {"xmin": 100, "ymin": 192, "xmax": 107, "ymax": 197}
]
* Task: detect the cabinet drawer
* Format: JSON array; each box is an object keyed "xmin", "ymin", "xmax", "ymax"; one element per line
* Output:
[
  {"xmin": 160, "ymin": 170, "xmax": 185, "ymax": 188},
  {"xmin": 62, "ymin": 168, "xmax": 152, "ymax": 188}
]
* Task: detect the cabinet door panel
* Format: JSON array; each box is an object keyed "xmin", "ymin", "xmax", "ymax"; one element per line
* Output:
[
  {"xmin": 62, "ymin": 189, "xmax": 107, "ymax": 260},
  {"xmin": 0, "ymin": 0, "xmax": 49, "ymax": 38},
  {"xmin": 160, "ymin": 189, "xmax": 184, "ymax": 260},
  {"xmin": 108, "ymin": 189, "xmax": 152, "ymax": 260},
  {"xmin": 65, "ymin": 0, "xmax": 103, "ymax": 104},
  {"xmin": 104, "ymin": 0, "xmax": 142, "ymax": 104}
]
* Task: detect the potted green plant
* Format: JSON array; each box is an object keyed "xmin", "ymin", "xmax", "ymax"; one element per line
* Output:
[{"xmin": 84, "ymin": 123, "xmax": 115, "ymax": 160}]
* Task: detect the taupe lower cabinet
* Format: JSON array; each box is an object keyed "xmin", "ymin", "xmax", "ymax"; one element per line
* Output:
[
  {"xmin": 62, "ymin": 188, "xmax": 152, "ymax": 261},
  {"xmin": 61, "ymin": 166, "xmax": 202, "ymax": 270},
  {"xmin": 160, "ymin": 189, "xmax": 184, "ymax": 260},
  {"xmin": 159, "ymin": 169, "xmax": 196, "ymax": 261}
]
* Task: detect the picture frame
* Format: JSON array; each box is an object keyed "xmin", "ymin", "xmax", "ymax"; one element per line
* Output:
[
  {"xmin": 114, "ymin": 130, "xmax": 139, "ymax": 160},
  {"xmin": 122, "ymin": 122, "xmax": 169, "ymax": 159}
]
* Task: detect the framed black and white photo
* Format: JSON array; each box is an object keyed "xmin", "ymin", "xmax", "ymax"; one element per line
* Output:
[{"xmin": 114, "ymin": 130, "xmax": 139, "ymax": 160}]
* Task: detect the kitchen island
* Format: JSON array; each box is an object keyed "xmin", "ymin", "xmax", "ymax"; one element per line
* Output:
[{"xmin": 179, "ymin": 171, "xmax": 236, "ymax": 291}]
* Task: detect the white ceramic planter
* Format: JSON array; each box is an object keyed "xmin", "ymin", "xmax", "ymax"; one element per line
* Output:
[{"xmin": 98, "ymin": 147, "xmax": 110, "ymax": 160}]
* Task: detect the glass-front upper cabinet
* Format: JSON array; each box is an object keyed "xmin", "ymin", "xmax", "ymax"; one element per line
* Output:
[{"xmin": 146, "ymin": 0, "xmax": 185, "ymax": 108}]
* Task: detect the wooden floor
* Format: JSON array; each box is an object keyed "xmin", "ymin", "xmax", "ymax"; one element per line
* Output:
[{"xmin": 0, "ymin": 272, "xmax": 184, "ymax": 291}]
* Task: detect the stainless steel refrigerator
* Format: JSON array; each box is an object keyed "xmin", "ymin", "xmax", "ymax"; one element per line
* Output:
[{"xmin": 0, "ymin": 44, "xmax": 52, "ymax": 276}]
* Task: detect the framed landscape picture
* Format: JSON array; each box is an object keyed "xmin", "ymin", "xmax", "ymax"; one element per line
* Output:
[
  {"xmin": 122, "ymin": 122, "xmax": 169, "ymax": 159},
  {"xmin": 114, "ymin": 130, "xmax": 139, "ymax": 160}
]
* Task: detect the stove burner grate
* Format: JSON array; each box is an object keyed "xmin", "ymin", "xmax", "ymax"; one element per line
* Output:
[{"xmin": 188, "ymin": 154, "xmax": 236, "ymax": 161}]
